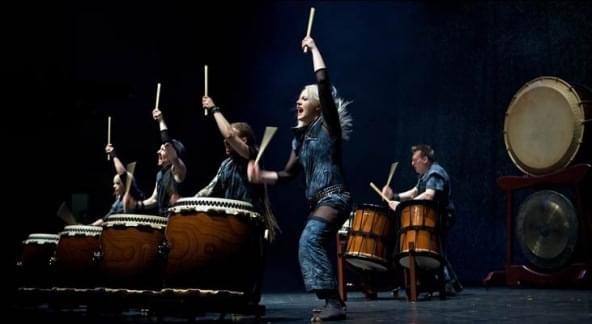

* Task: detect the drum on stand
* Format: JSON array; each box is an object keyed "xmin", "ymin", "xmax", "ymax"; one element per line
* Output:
[
  {"xmin": 504, "ymin": 76, "xmax": 591, "ymax": 175},
  {"xmin": 345, "ymin": 204, "xmax": 395, "ymax": 272},
  {"xmin": 395, "ymin": 200, "xmax": 442, "ymax": 270},
  {"xmin": 54, "ymin": 225, "xmax": 102, "ymax": 287},
  {"xmin": 164, "ymin": 197, "xmax": 264, "ymax": 300},
  {"xmin": 99, "ymin": 214, "xmax": 167, "ymax": 289},
  {"xmin": 17, "ymin": 233, "xmax": 59, "ymax": 288}
]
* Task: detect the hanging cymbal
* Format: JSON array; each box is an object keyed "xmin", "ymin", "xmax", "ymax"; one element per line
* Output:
[{"xmin": 516, "ymin": 190, "xmax": 578, "ymax": 271}]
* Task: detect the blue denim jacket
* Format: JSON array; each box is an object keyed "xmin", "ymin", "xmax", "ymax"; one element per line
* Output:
[
  {"xmin": 293, "ymin": 118, "xmax": 346, "ymax": 200},
  {"xmin": 416, "ymin": 162, "xmax": 455, "ymax": 213},
  {"xmin": 104, "ymin": 177, "xmax": 145, "ymax": 219},
  {"xmin": 292, "ymin": 118, "xmax": 351, "ymax": 216},
  {"xmin": 197, "ymin": 154, "xmax": 264, "ymax": 212}
]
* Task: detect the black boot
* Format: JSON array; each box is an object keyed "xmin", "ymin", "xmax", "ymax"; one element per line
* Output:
[
  {"xmin": 317, "ymin": 298, "xmax": 346, "ymax": 321},
  {"xmin": 312, "ymin": 299, "xmax": 327, "ymax": 312}
]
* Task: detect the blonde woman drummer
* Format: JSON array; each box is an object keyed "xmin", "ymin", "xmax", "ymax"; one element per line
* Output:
[{"xmin": 248, "ymin": 36, "xmax": 353, "ymax": 321}]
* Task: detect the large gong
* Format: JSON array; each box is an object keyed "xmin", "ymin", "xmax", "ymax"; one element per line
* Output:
[
  {"xmin": 504, "ymin": 76, "xmax": 590, "ymax": 175},
  {"xmin": 516, "ymin": 190, "xmax": 578, "ymax": 271}
]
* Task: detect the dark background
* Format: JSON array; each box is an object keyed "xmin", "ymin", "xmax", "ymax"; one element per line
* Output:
[{"xmin": 11, "ymin": 0, "xmax": 592, "ymax": 292}]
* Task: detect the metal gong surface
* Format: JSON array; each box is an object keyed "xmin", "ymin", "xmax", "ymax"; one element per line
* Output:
[{"xmin": 516, "ymin": 190, "xmax": 578, "ymax": 270}]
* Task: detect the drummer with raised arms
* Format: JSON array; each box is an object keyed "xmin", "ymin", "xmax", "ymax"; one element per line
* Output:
[
  {"xmin": 124, "ymin": 84, "xmax": 187, "ymax": 216},
  {"xmin": 91, "ymin": 143, "xmax": 145, "ymax": 226},
  {"xmin": 195, "ymin": 93, "xmax": 279, "ymax": 240}
]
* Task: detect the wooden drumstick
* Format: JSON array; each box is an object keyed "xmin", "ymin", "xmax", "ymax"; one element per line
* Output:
[
  {"xmin": 155, "ymin": 83, "xmax": 161, "ymax": 109},
  {"xmin": 254, "ymin": 126, "xmax": 278, "ymax": 165},
  {"xmin": 386, "ymin": 162, "xmax": 398, "ymax": 188},
  {"xmin": 56, "ymin": 201, "xmax": 77, "ymax": 225},
  {"xmin": 107, "ymin": 116, "xmax": 111, "ymax": 161},
  {"xmin": 123, "ymin": 161, "xmax": 136, "ymax": 213},
  {"xmin": 370, "ymin": 182, "xmax": 391, "ymax": 202},
  {"xmin": 204, "ymin": 65, "xmax": 208, "ymax": 116},
  {"xmin": 303, "ymin": 7, "xmax": 315, "ymax": 53}
]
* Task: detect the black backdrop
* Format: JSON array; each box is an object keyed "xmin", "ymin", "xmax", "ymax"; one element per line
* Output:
[{"xmin": 11, "ymin": 1, "xmax": 592, "ymax": 292}]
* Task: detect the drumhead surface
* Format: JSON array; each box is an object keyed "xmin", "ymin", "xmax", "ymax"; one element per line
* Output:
[
  {"xmin": 103, "ymin": 214, "xmax": 168, "ymax": 229},
  {"xmin": 24, "ymin": 233, "xmax": 59, "ymax": 244},
  {"xmin": 354, "ymin": 203, "xmax": 393, "ymax": 214},
  {"xmin": 504, "ymin": 76, "xmax": 587, "ymax": 175},
  {"xmin": 345, "ymin": 254, "xmax": 389, "ymax": 272},
  {"xmin": 169, "ymin": 197, "xmax": 261, "ymax": 220},
  {"xmin": 398, "ymin": 253, "xmax": 441, "ymax": 270},
  {"xmin": 60, "ymin": 225, "xmax": 102, "ymax": 236}
]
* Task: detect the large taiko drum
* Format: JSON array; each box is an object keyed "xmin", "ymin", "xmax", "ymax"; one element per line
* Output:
[
  {"xmin": 54, "ymin": 225, "xmax": 102, "ymax": 287},
  {"xmin": 504, "ymin": 76, "xmax": 591, "ymax": 175},
  {"xmin": 344, "ymin": 204, "xmax": 395, "ymax": 272},
  {"xmin": 99, "ymin": 214, "xmax": 167, "ymax": 289},
  {"xmin": 395, "ymin": 200, "xmax": 442, "ymax": 270},
  {"xmin": 17, "ymin": 233, "xmax": 59, "ymax": 287},
  {"xmin": 164, "ymin": 197, "xmax": 264, "ymax": 299}
]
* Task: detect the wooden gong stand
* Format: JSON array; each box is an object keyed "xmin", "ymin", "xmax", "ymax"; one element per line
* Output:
[{"xmin": 483, "ymin": 164, "xmax": 592, "ymax": 288}]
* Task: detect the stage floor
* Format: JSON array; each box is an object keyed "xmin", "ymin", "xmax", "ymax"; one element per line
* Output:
[{"xmin": 10, "ymin": 287, "xmax": 592, "ymax": 323}]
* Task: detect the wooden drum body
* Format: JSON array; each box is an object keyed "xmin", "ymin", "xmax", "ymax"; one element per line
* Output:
[
  {"xmin": 345, "ymin": 204, "xmax": 395, "ymax": 272},
  {"xmin": 164, "ymin": 197, "xmax": 264, "ymax": 296},
  {"xmin": 99, "ymin": 214, "xmax": 167, "ymax": 289},
  {"xmin": 396, "ymin": 200, "xmax": 441, "ymax": 270},
  {"xmin": 54, "ymin": 225, "xmax": 102, "ymax": 287},
  {"xmin": 18, "ymin": 233, "xmax": 59, "ymax": 287},
  {"xmin": 504, "ymin": 76, "xmax": 591, "ymax": 175}
]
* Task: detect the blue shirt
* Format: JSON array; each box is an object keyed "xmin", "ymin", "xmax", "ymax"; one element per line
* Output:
[
  {"xmin": 416, "ymin": 162, "xmax": 454, "ymax": 213},
  {"xmin": 156, "ymin": 165, "xmax": 180, "ymax": 216},
  {"xmin": 197, "ymin": 148, "xmax": 264, "ymax": 212}
]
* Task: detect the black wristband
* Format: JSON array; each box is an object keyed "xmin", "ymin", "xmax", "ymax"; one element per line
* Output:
[
  {"xmin": 210, "ymin": 106, "xmax": 221, "ymax": 114},
  {"xmin": 394, "ymin": 193, "xmax": 401, "ymax": 201},
  {"xmin": 160, "ymin": 129, "xmax": 171, "ymax": 143}
]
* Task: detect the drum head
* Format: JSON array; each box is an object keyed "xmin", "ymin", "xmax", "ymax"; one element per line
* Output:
[
  {"xmin": 345, "ymin": 254, "xmax": 389, "ymax": 272},
  {"xmin": 354, "ymin": 203, "xmax": 393, "ymax": 215},
  {"xmin": 24, "ymin": 233, "xmax": 59, "ymax": 244},
  {"xmin": 60, "ymin": 225, "xmax": 102, "ymax": 236},
  {"xmin": 169, "ymin": 197, "xmax": 261, "ymax": 220},
  {"xmin": 398, "ymin": 253, "xmax": 441, "ymax": 270},
  {"xmin": 504, "ymin": 77, "xmax": 586, "ymax": 175},
  {"xmin": 103, "ymin": 214, "xmax": 168, "ymax": 229}
]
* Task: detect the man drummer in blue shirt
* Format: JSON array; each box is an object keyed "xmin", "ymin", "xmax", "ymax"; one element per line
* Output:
[{"xmin": 382, "ymin": 144, "xmax": 462, "ymax": 296}]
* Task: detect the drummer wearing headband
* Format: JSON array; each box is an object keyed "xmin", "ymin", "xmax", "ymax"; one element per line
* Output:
[
  {"xmin": 195, "ymin": 96, "xmax": 279, "ymax": 241},
  {"xmin": 382, "ymin": 144, "xmax": 462, "ymax": 296},
  {"xmin": 124, "ymin": 108, "xmax": 187, "ymax": 216}
]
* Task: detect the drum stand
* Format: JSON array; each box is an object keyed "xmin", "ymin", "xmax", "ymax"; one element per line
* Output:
[
  {"xmin": 336, "ymin": 233, "xmax": 400, "ymax": 301},
  {"xmin": 336, "ymin": 232, "xmax": 348, "ymax": 301},
  {"xmin": 401, "ymin": 242, "xmax": 446, "ymax": 302},
  {"xmin": 483, "ymin": 164, "xmax": 592, "ymax": 287}
]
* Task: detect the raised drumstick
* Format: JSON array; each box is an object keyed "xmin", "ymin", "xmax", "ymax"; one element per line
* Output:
[
  {"xmin": 56, "ymin": 201, "xmax": 77, "ymax": 225},
  {"xmin": 204, "ymin": 65, "xmax": 208, "ymax": 116},
  {"xmin": 370, "ymin": 182, "xmax": 391, "ymax": 202},
  {"xmin": 122, "ymin": 161, "xmax": 136, "ymax": 213},
  {"xmin": 107, "ymin": 116, "xmax": 111, "ymax": 160},
  {"xmin": 303, "ymin": 7, "xmax": 315, "ymax": 53},
  {"xmin": 254, "ymin": 126, "xmax": 278, "ymax": 165},
  {"xmin": 155, "ymin": 83, "xmax": 161, "ymax": 109},
  {"xmin": 386, "ymin": 162, "xmax": 398, "ymax": 188}
]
